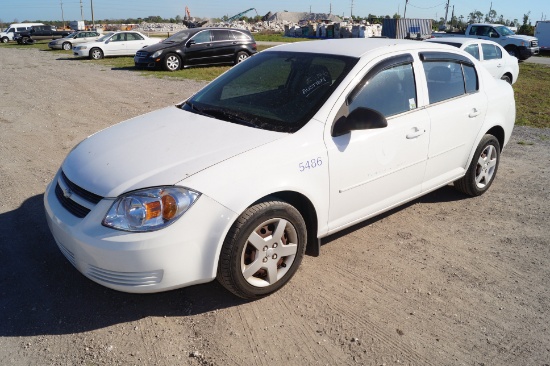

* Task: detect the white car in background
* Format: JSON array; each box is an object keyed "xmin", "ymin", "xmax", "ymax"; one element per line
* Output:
[
  {"xmin": 48, "ymin": 31, "xmax": 101, "ymax": 50},
  {"xmin": 426, "ymin": 37, "xmax": 519, "ymax": 84},
  {"xmin": 45, "ymin": 39, "xmax": 516, "ymax": 300},
  {"xmin": 73, "ymin": 31, "xmax": 160, "ymax": 60}
]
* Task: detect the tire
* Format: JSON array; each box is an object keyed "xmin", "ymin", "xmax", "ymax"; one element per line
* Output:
[
  {"xmin": 454, "ymin": 134, "xmax": 501, "ymax": 196},
  {"xmin": 21, "ymin": 37, "xmax": 29, "ymax": 44},
  {"xmin": 500, "ymin": 74, "xmax": 512, "ymax": 84},
  {"xmin": 505, "ymin": 45, "xmax": 518, "ymax": 59},
  {"xmin": 1, "ymin": 37, "xmax": 8, "ymax": 44},
  {"xmin": 62, "ymin": 42, "xmax": 72, "ymax": 50},
  {"xmin": 217, "ymin": 200, "xmax": 307, "ymax": 299},
  {"xmin": 162, "ymin": 53, "xmax": 181, "ymax": 71},
  {"xmin": 90, "ymin": 47, "xmax": 104, "ymax": 60},
  {"xmin": 235, "ymin": 51, "xmax": 249, "ymax": 65}
]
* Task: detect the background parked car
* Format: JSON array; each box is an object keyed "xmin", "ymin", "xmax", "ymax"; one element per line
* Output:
[
  {"xmin": 426, "ymin": 37, "xmax": 519, "ymax": 84},
  {"xmin": 134, "ymin": 27, "xmax": 257, "ymax": 71},
  {"xmin": 48, "ymin": 31, "xmax": 101, "ymax": 50},
  {"xmin": 73, "ymin": 31, "xmax": 160, "ymax": 60}
]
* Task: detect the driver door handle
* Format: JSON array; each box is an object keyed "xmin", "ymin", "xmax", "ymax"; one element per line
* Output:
[
  {"xmin": 406, "ymin": 128, "xmax": 425, "ymax": 139},
  {"xmin": 469, "ymin": 108, "xmax": 481, "ymax": 118}
]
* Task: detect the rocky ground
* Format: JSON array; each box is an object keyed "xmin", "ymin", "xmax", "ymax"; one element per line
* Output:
[{"xmin": 0, "ymin": 46, "xmax": 549, "ymax": 365}]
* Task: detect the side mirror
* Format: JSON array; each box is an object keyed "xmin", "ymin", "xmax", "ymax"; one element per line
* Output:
[
  {"xmin": 186, "ymin": 40, "xmax": 196, "ymax": 47},
  {"xmin": 331, "ymin": 107, "xmax": 388, "ymax": 137},
  {"xmin": 490, "ymin": 33, "xmax": 499, "ymax": 38}
]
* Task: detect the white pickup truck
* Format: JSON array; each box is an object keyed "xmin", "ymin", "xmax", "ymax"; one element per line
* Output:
[{"xmin": 432, "ymin": 23, "xmax": 539, "ymax": 60}]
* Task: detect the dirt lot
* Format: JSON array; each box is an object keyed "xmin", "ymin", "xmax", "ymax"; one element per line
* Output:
[{"xmin": 1, "ymin": 47, "xmax": 549, "ymax": 366}]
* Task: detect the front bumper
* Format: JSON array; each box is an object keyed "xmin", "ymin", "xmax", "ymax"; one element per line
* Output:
[
  {"xmin": 518, "ymin": 46, "xmax": 540, "ymax": 60},
  {"xmin": 48, "ymin": 42, "xmax": 62, "ymax": 50},
  {"xmin": 134, "ymin": 56, "xmax": 159, "ymax": 69},
  {"xmin": 73, "ymin": 49, "xmax": 89, "ymax": 57},
  {"xmin": 44, "ymin": 170, "xmax": 237, "ymax": 293}
]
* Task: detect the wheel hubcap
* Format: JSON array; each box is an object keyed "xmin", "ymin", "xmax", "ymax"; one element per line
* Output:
[
  {"xmin": 475, "ymin": 145, "xmax": 497, "ymax": 188},
  {"xmin": 167, "ymin": 56, "xmax": 179, "ymax": 70},
  {"xmin": 241, "ymin": 218, "xmax": 298, "ymax": 287}
]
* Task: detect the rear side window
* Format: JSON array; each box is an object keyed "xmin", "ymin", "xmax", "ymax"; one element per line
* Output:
[
  {"xmin": 423, "ymin": 61, "xmax": 478, "ymax": 104},
  {"xmin": 231, "ymin": 31, "xmax": 251, "ymax": 41},
  {"xmin": 211, "ymin": 30, "xmax": 231, "ymax": 41},
  {"xmin": 463, "ymin": 44, "xmax": 480, "ymax": 60},
  {"xmin": 126, "ymin": 33, "xmax": 144, "ymax": 41},
  {"xmin": 481, "ymin": 43, "xmax": 502, "ymax": 60}
]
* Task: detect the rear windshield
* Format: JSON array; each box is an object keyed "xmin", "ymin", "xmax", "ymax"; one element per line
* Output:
[{"xmin": 184, "ymin": 51, "xmax": 358, "ymax": 133}]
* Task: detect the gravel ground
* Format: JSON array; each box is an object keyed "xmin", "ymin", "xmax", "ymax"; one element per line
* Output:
[{"xmin": 1, "ymin": 46, "xmax": 549, "ymax": 366}]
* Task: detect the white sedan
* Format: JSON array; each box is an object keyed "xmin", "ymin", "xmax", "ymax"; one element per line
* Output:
[
  {"xmin": 426, "ymin": 37, "xmax": 519, "ymax": 84},
  {"xmin": 73, "ymin": 31, "xmax": 160, "ymax": 60},
  {"xmin": 45, "ymin": 39, "xmax": 515, "ymax": 299},
  {"xmin": 48, "ymin": 31, "xmax": 101, "ymax": 50}
]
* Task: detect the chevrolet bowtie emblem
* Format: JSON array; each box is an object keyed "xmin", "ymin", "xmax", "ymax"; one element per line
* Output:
[{"xmin": 62, "ymin": 186, "xmax": 73, "ymax": 199}]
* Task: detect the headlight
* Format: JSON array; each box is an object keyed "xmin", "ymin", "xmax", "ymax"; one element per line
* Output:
[
  {"xmin": 151, "ymin": 50, "xmax": 163, "ymax": 58},
  {"xmin": 103, "ymin": 186, "xmax": 200, "ymax": 232}
]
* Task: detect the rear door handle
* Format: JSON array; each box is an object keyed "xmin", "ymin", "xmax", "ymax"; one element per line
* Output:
[{"xmin": 469, "ymin": 108, "xmax": 481, "ymax": 118}]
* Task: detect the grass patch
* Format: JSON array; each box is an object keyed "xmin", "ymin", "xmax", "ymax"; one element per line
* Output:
[
  {"xmin": 253, "ymin": 32, "xmax": 311, "ymax": 43},
  {"xmin": 514, "ymin": 62, "xmax": 550, "ymax": 128}
]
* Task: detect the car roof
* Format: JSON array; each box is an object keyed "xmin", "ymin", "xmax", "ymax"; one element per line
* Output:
[
  {"xmin": 426, "ymin": 37, "xmax": 503, "ymax": 48},
  {"xmin": 264, "ymin": 38, "xmax": 450, "ymax": 58}
]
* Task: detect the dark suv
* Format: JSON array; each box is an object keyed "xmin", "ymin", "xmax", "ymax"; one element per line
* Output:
[{"xmin": 134, "ymin": 27, "xmax": 257, "ymax": 71}]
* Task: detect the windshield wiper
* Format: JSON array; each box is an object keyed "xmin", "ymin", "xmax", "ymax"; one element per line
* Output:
[{"xmin": 200, "ymin": 108, "xmax": 258, "ymax": 128}]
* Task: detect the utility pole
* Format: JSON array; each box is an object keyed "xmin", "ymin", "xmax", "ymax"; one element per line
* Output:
[
  {"xmin": 60, "ymin": 0, "xmax": 65, "ymax": 29},
  {"xmin": 350, "ymin": 0, "xmax": 354, "ymax": 21},
  {"xmin": 443, "ymin": 0, "xmax": 450, "ymax": 27},
  {"xmin": 404, "ymin": 0, "xmax": 408, "ymax": 19},
  {"xmin": 90, "ymin": 0, "xmax": 95, "ymax": 29},
  {"xmin": 80, "ymin": 0, "xmax": 84, "ymax": 21}
]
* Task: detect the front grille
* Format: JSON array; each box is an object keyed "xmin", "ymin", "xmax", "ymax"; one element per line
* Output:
[
  {"xmin": 135, "ymin": 50, "xmax": 148, "ymax": 57},
  {"xmin": 531, "ymin": 40, "xmax": 538, "ymax": 47},
  {"xmin": 87, "ymin": 265, "xmax": 163, "ymax": 287},
  {"xmin": 55, "ymin": 171, "xmax": 104, "ymax": 218},
  {"xmin": 61, "ymin": 171, "xmax": 102, "ymax": 204}
]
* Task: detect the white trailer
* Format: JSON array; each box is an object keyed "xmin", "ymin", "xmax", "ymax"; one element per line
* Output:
[{"xmin": 535, "ymin": 21, "xmax": 550, "ymax": 51}]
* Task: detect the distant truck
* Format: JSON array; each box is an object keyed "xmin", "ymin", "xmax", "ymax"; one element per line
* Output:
[
  {"xmin": 432, "ymin": 23, "xmax": 539, "ymax": 60},
  {"xmin": 0, "ymin": 22, "xmax": 44, "ymax": 43},
  {"xmin": 15, "ymin": 25, "xmax": 71, "ymax": 44},
  {"xmin": 534, "ymin": 21, "xmax": 550, "ymax": 51}
]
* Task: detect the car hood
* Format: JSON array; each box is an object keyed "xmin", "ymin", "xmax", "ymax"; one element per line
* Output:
[
  {"xmin": 507, "ymin": 34, "xmax": 537, "ymax": 42},
  {"xmin": 62, "ymin": 106, "xmax": 285, "ymax": 198},
  {"xmin": 140, "ymin": 41, "xmax": 180, "ymax": 53}
]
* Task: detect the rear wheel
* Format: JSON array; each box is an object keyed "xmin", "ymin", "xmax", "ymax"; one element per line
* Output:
[
  {"xmin": 454, "ymin": 134, "xmax": 500, "ymax": 196},
  {"xmin": 162, "ymin": 53, "xmax": 181, "ymax": 71},
  {"xmin": 21, "ymin": 37, "xmax": 30, "ymax": 44},
  {"xmin": 90, "ymin": 47, "xmax": 104, "ymax": 60},
  {"xmin": 235, "ymin": 51, "xmax": 249, "ymax": 65},
  {"xmin": 217, "ymin": 200, "xmax": 307, "ymax": 299},
  {"xmin": 62, "ymin": 42, "xmax": 72, "ymax": 50}
]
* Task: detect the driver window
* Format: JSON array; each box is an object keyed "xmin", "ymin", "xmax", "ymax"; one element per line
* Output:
[
  {"xmin": 191, "ymin": 31, "xmax": 211, "ymax": 44},
  {"xmin": 348, "ymin": 64, "xmax": 417, "ymax": 118}
]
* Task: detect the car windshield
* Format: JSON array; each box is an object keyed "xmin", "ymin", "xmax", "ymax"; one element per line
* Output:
[
  {"xmin": 97, "ymin": 32, "xmax": 114, "ymax": 42},
  {"xmin": 183, "ymin": 51, "xmax": 358, "ymax": 133},
  {"xmin": 495, "ymin": 26, "xmax": 515, "ymax": 36},
  {"xmin": 163, "ymin": 30, "xmax": 193, "ymax": 43}
]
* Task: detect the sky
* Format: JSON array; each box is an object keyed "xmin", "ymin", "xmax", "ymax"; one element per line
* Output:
[{"xmin": 1, "ymin": 0, "xmax": 547, "ymax": 25}]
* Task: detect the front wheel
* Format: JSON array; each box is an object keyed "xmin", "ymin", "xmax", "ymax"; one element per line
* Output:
[
  {"xmin": 505, "ymin": 45, "xmax": 518, "ymax": 59},
  {"xmin": 454, "ymin": 134, "xmax": 501, "ymax": 196},
  {"xmin": 62, "ymin": 42, "xmax": 72, "ymax": 50},
  {"xmin": 234, "ymin": 51, "xmax": 249, "ymax": 65},
  {"xmin": 90, "ymin": 47, "xmax": 104, "ymax": 60},
  {"xmin": 1, "ymin": 37, "xmax": 8, "ymax": 44},
  {"xmin": 162, "ymin": 53, "xmax": 181, "ymax": 71},
  {"xmin": 217, "ymin": 200, "xmax": 307, "ymax": 300}
]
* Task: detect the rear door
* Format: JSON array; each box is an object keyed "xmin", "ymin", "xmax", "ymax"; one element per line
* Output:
[
  {"xmin": 210, "ymin": 29, "xmax": 234, "ymax": 63},
  {"xmin": 480, "ymin": 43, "xmax": 504, "ymax": 79},
  {"xmin": 420, "ymin": 52, "xmax": 487, "ymax": 190}
]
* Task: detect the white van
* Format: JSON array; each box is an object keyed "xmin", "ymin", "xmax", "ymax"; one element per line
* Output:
[
  {"xmin": 0, "ymin": 23, "xmax": 44, "ymax": 43},
  {"xmin": 535, "ymin": 21, "xmax": 550, "ymax": 51}
]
